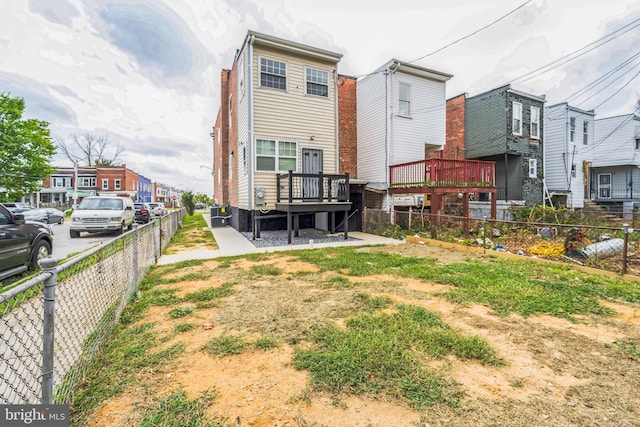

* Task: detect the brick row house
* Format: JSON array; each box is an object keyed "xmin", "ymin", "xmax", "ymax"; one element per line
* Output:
[{"xmin": 35, "ymin": 165, "xmax": 177, "ymax": 208}]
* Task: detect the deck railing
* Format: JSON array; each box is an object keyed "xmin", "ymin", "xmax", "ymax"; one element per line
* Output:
[
  {"xmin": 390, "ymin": 158, "xmax": 495, "ymax": 189},
  {"xmin": 277, "ymin": 171, "xmax": 350, "ymax": 202}
]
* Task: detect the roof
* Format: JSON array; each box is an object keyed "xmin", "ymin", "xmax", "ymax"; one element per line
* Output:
[
  {"xmin": 244, "ymin": 30, "xmax": 343, "ymax": 63},
  {"xmin": 365, "ymin": 58, "xmax": 452, "ymax": 82}
]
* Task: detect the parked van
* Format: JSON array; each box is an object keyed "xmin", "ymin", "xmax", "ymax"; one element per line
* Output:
[{"xmin": 70, "ymin": 196, "xmax": 135, "ymax": 238}]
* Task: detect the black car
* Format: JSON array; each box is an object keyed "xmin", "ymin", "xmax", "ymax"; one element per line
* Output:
[
  {"xmin": 0, "ymin": 204, "xmax": 53, "ymax": 281},
  {"xmin": 134, "ymin": 202, "xmax": 152, "ymax": 224},
  {"xmin": 22, "ymin": 208, "xmax": 65, "ymax": 224}
]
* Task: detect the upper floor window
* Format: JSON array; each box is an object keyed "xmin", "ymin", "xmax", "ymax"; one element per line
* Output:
[
  {"xmin": 528, "ymin": 158, "xmax": 537, "ymax": 178},
  {"xmin": 530, "ymin": 106, "xmax": 540, "ymax": 139},
  {"xmin": 238, "ymin": 56, "xmax": 244, "ymax": 97},
  {"xmin": 636, "ymin": 138, "xmax": 640, "ymax": 150},
  {"xmin": 569, "ymin": 117, "xmax": 576, "ymax": 143},
  {"xmin": 260, "ymin": 58, "xmax": 286, "ymax": 90},
  {"xmin": 78, "ymin": 176, "xmax": 96, "ymax": 188},
  {"xmin": 102, "ymin": 179, "xmax": 108, "ymax": 190},
  {"xmin": 399, "ymin": 83, "xmax": 411, "ymax": 117},
  {"xmin": 583, "ymin": 121, "xmax": 589, "ymax": 145},
  {"xmin": 512, "ymin": 102, "xmax": 522, "ymax": 135},
  {"xmin": 306, "ymin": 68, "xmax": 328, "ymax": 97},
  {"xmin": 256, "ymin": 138, "xmax": 297, "ymax": 172},
  {"xmin": 115, "ymin": 179, "xmax": 121, "ymax": 190},
  {"xmin": 52, "ymin": 177, "xmax": 71, "ymax": 188}
]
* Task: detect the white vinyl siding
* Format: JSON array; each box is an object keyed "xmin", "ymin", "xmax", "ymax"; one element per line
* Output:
[
  {"xmin": 512, "ymin": 101, "xmax": 522, "ymax": 135},
  {"xmin": 594, "ymin": 115, "xmax": 640, "ymax": 166},
  {"xmin": 357, "ymin": 71, "xmax": 387, "ymax": 184}
]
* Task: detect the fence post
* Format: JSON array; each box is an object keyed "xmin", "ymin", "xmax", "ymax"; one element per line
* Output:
[
  {"xmin": 623, "ymin": 223, "xmax": 630, "ymax": 275},
  {"xmin": 40, "ymin": 257, "xmax": 58, "ymax": 404},
  {"xmin": 132, "ymin": 224, "xmax": 139, "ymax": 295},
  {"xmin": 408, "ymin": 206, "xmax": 412, "ymax": 231}
]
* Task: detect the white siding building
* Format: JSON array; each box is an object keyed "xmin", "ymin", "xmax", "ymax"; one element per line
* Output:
[
  {"xmin": 592, "ymin": 114, "xmax": 640, "ymax": 202},
  {"xmin": 544, "ymin": 103, "xmax": 595, "ymax": 209},
  {"xmin": 357, "ymin": 59, "xmax": 452, "ymax": 209}
]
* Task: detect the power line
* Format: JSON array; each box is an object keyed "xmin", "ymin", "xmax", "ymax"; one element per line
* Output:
[
  {"xmin": 588, "ymin": 69, "xmax": 640, "ymax": 111},
  {"xmin": 409, "ymin": 0, "xmax": 532, "ymax": 63}
]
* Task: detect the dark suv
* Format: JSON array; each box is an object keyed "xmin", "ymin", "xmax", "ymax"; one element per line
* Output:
[
  {"xmin": 0, "ymin": 204, "xmax": 53, "ymax": 281},
  {"xmin": 134, "ymin": 202, "xmax": 152, "ymax": 224}
]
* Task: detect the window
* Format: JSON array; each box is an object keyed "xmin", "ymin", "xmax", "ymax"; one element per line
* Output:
[
  {"xmin": 238, "ymin": 56, "xmax": 244, "ymax": 97},
  {"xmin": 583, "ymin": 121, "xmax": 589, "ymax": 145},
  {"xmin": 102, "ymin": 179, "xmax": 108, "ymax": 190},
  {"xmin": 306, "ymin": 68, "xmax": 328, "ymax": 97},
  {"xmin": 78, "ymin": 177, "xmax": 96, "ymax": 187},
  {"xmin": 569, "ymin": 117, "xmax": 576, "ymax": 142},
  {"xmin": 530, "ymin": 106, "xmax": 540, "ymax": 138},
  {"xmin": 260, "ymin": 58, "xmax": 286, "ymax": 90},
  {"xmin": 512, "ymin": 102, "xmax": 522, "ymax": 135},
  {"xmin": 255, "ymin": 138, "xmax": 297, "ymax": 172},
  {"xmin": 636, "ymin": 138, "xmax": 640, "ymax": 150},
  {"xmin": 52, "ymin": 177, "xmax": 71, "ymax": 188},
  {"xmin": 528, "ymin": 158, "xmax": 537, "ymax": 178},
  {"xmin": 399, "ymin": 83, "xmax": 411, "ymax": 117},
  {"xmin": 115, "ymin": 179, "xmax": 121, "ymax": 190},
  {"xmin": 571, "ymin": 164, "xmax": 577, "ymax": 178}
]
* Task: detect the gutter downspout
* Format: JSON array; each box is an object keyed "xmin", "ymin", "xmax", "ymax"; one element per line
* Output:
[
  {"xmin": 248, "ymin": 34, "xmax": 255, "ymax": 214},
  {"xmin": 387, "ymin": 61, "xmax": 400, "ymax": 211}
]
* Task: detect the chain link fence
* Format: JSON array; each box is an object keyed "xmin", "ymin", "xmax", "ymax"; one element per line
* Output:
[
  {"xmin": 0, "ymin": 209, "xmax": 186, "ymax": 405},
  {"xmin": 363, "ymin": 207, "xmax": 640, "ymax": 275}
]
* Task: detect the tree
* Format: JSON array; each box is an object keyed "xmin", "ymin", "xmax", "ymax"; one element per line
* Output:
[
  {"xmin": 193, "ymin": 193, "xmax": 213, "ymax": 206},
  {"xmin": 181, "ymin": 191, "xmax": 196, "ymax": 216},
  {"xmin": 56, "ymin": 133, "xmax": 124, "ymax": 166},
  {"xmin": 0, "ymin": 93, "xmax": 56, "ymax": 201}
]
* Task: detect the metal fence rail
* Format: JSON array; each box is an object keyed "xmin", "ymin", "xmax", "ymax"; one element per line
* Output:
[
  {"xmin": 0, "ymin": 209, "xmax": 185, "ymax": 405},
  {"xmin": 363, "ymin": 208, "xmax": 640, "ymax": 275}
]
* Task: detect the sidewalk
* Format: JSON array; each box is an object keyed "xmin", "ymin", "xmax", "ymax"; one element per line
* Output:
[{"xmin": 157, "ymin": 215, "xmax": 404, "ymax": 265}]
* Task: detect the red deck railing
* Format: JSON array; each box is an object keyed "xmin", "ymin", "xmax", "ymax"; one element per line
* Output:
[{"xmin": 389, "ymin": 158, "xmax": 495, "ymax": 189}]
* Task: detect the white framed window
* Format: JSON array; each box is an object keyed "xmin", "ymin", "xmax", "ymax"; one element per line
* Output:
[
  {"xmin": 528, "ymin": 158, "xmax": 537, "ymax": 178},
  {"xmin": 52, "ymin": 177, "xmax": 71, "ymax": 188},
  {"xmin": 512, "ymin": 101, "xmax": 522, "ymax": 135},
  {"xmin": 238, "ymin": 55, "xmax": 244, "ymax": 97},
  {"xmin": 399, "ymin": 82, "xmax": 411, "ymax": 117},
  {"xmin": 260, "ymin": 57, "xmax": 286, "ymax": 90},
  {"xmin": 306, "ymin": 67, "xmax": 328, "ymax": 97},
  {"xmin": 255, "ymin": 138, "xmax": 297, "ymax": 172},
  {"xmin": 102, "ymin": 179, "xmax": 108, "ymax": 190},
  {"xmin": 530, "ymin": 106, "xmax": 540, "ymax": 138},
  {"xmin": 583, "ymin": 121, "xmax": 589, "ymax": 145},
  {"xmin": 569, "ymin": 117, "xmax": 576, "ymax": 143},
  {"xmin": 115, "ymin": 179, "xmax": 121, "ymax": 190},
  {"xmin": 78, "ymin": 177, "xmax": 96, "ymax": 187}
]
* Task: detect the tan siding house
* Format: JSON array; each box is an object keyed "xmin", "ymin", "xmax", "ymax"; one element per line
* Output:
[{"xmin": 214, "ymin": 30, "xmax": 343, "ymax": 232}]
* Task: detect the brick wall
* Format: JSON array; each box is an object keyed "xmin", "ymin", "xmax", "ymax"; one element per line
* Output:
[
  {"xmin": 443, "ymin": 93, "xmax": 466, "ymax": 159},
  {"xmin": 338, "ymin": 74, "xmax": 357, "ymax": 177},
  {"xmin": 214, "ymin": 69, "xmax": 231, "ymax": 205}
]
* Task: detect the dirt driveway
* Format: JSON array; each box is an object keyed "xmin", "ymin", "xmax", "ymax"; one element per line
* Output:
[{"xmin": 87, "ymin": 241, "xmax": 640, "ymax": 427}]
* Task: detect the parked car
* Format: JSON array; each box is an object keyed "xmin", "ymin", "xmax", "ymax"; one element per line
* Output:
[
  {"xmin": 3, "ymin": 202, "xmax": 32, "ymax": 213},
  {"xmin": 22, "ymin": 208, "xmax": 65, "ymax": 225},
  {"xmin": 0, "ymin": 204, "xmax": 53, "ymax": 281},
  {"xmin": 70, "ymin": 196, "xmax": 135, "ymax": 238},
  {"xmin": 134, "ymin": 202, "xmax": 153, "ymax": 224},
  {"xmin": 148, "ymin": 202, "xmax": 168, "ymax": 217}
]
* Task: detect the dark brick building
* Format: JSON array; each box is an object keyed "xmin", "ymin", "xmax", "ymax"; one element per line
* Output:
[{"xmin": 338, "ymin": 74, "xmax": 357, "ymax": 176}]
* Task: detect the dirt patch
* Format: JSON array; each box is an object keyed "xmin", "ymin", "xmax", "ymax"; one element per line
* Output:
[{"xmin": 88, "ymin": 242, "xmax": 640, "ymax": 426}]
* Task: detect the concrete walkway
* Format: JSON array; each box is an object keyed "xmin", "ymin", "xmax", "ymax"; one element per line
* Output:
[{"xmin": 157, "ymin": 215, "xmax": 404, "ymax": 265}]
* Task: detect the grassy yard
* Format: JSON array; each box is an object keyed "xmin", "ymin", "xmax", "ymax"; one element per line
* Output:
[{"xmin": 70, "ymin": 233, "xmax": 640, "ymax": 426}]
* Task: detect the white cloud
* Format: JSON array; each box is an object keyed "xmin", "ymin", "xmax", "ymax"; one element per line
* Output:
[{"xmin": 2, "ymin": 0, "xmax": 639, "ymax": 195}]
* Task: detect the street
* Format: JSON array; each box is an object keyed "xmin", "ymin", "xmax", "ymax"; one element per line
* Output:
[{"xmin": 50, "ymin": 220, "xmax": 116, "ymax": 262}]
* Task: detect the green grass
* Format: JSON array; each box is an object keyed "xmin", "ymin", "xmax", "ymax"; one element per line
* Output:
[
  {"xmin": 294, "ymin": 304, "xmax": 500, "ymax": 409},
  {"xmin": 255, "ymin": 336, "xmax": 278, "ymax": 351},
  {"xmin": 165, "ymin": 212, "xmax": 217, "ymax": 252},
  {"xmin": 294, "ymin": 247, "xmax": 640, "ymax": 321},
  {"xmin": 139, "ymin": 389, "xmax": 225, "ymax": 427},
  {"xmin": 202, "ymin": 334, "xmax": 246, "ymax": 357},
  {"xmin": 612, "ymin": 339, "xmax": 640, "ymax": 359},
  {"xmin": 169, "ymin": 306, "xmax": 194, "ymax": 318},
  {"xmin": 174, "ymin": 322, "xmax": 195, "ymax": 333},
  {"xmin": 250, "ymin": 264, "xmax": 283, "ymax": 276},
  {"xmin": 71, "ymin": 323, "xmax": 184, "ymax": 426}
]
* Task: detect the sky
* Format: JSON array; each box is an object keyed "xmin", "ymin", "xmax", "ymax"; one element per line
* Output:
[{"xmin": 1, "ymin": 0, "xmax": 639, "ymax": 196}]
